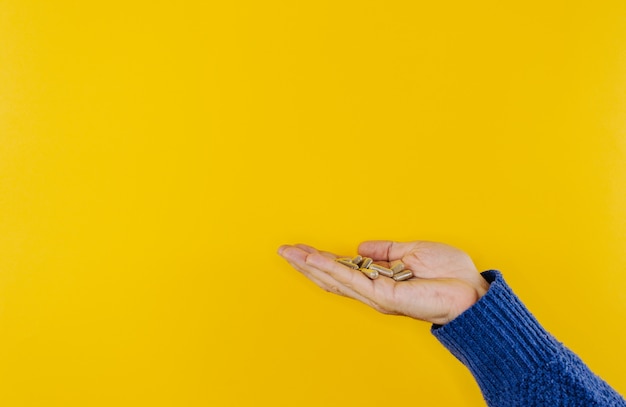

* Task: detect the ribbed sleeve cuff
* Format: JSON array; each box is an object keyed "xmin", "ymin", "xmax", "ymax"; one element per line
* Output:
[{"xmin": 431, "ymin": 270, "xmax": 562, "ymax": 398}]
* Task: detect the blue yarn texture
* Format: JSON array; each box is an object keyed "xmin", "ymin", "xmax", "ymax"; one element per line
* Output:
[{"xmin": 432, "ymin": 270, "xmax": 626, "ymax": 406}]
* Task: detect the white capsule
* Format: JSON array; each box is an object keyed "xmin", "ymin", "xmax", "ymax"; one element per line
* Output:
[
  {"xmin": 360, "ymin": 257, "xmax": 373, "ymax": 269},
  {"xmin": 391, "ymin": 261, "xmax": 405, "ymax": 274},
  {"xmin": 335, "ymin": 259, "xmax": 359, "ymax": 269},
  {"xmin": 359, "ymin": 268, "xmax": 379, "ymax": 280},
  {"xmin": 392, "ymin": 270, "xmax": 413, "ymax": 281},
  {"xmin": 369, "ymin": 264, "xmax": 394, "ymax": 277}
]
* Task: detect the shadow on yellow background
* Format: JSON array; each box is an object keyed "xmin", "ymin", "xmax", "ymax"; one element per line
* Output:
[{"xmin": 1, "ymin": 1, "xmax": 625, "ymax": 406}]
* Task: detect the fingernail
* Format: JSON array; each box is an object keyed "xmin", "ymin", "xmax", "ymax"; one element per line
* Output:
[{"xmin": 277, "ymin": 245, "xmax": 287, "ymax": 256}]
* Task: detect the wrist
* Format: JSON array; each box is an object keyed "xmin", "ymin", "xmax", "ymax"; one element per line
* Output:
[{"xmin": 442, "ymin": 275, "xmax": 492, "ymax": 324}]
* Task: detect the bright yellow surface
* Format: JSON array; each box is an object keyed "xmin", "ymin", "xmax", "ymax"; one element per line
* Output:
[{"xmin": 1, "ymin": 1, "xmax": 625, "ymax": 406}]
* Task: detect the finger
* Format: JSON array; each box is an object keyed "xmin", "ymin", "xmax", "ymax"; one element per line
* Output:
[
  {"xmin": 294, "ymin": 260, "xmax": 371, "ymax": 302},
  {"xmin": 304, "ymin": 251, "xmax": 387, "ymax": 302},
  {"xmin": 280, "ymin": 246, "xmax": 337, "ymax": 290},
  {"xmin": 280, "ymin": 246, "xmax": 397, "ymax": 312},
  {"xmin": 281, "ymin": 245, "xmax": 364, "ymax": 296},
  {"xmin": 280, "ymin": 246, "xmax": 373, "ymax": 303},
  {"xmin": 293, "ymin": 243, "xmax": 317, "ymax": 253},
  {"xmin": 284, "ymin": 257, "xmax": 343, "ymax": 295},
  {"xmin": 358, "ymin": 240, "xmax": 423, "ymax": 262},
  {"xmin": 293, "ymin": 244, "xmax": 339, "ymax": 260},
  {"xmin": 277, "ymin": 245, "xmax": 288, "ymax": 256}
]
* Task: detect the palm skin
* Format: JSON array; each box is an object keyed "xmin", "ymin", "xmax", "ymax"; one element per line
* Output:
[{"xmin": 278, "ymin": 240, "xmax": 490, "ymax": 325}]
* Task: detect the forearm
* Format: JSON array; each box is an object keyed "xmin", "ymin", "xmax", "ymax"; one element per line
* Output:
[{"xmin": 432, "ymin": 270, "xmax": 626, "ymax": 407}]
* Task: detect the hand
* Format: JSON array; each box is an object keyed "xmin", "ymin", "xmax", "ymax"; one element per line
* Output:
[{"xmin": 277, "ymin": 240, "xmax": 491, "ymax": 325}]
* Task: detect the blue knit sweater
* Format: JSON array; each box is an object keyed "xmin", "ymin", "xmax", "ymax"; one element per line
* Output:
[{"xmin": 432, "ymin": 270, "xmax": 626, "ymax": 406}]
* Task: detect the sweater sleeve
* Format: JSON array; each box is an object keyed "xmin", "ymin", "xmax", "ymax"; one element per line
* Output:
[{"xmin": 431, "ymin": 270, "xmax": 626, "ymax": 407}]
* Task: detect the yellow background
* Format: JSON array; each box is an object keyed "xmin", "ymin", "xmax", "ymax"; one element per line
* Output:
[{"xmin": 1, "ymin": 1, "xmax": 625, "ymax": 406}]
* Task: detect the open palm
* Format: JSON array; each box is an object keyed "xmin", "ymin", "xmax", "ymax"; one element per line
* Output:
[{"xmin": 278, "ymin": 240, "xmax": 490, "ymax": 325}]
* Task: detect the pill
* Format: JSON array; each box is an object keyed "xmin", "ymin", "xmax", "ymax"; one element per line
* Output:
[
  {"xmin": 336, "ymin": 255, "xmax": 411, "ymax": 282},
  {"xmin": 360, "ymin": 257, "xmax": 373, "ymax": 269},
  {"xmin": 336, "ymin": 259, "xmax": 359, "ymax": 269},
  {"xmin": 392, "ymin": 270, "xmax": 413, "ymax": 281},
  {"xmin": 359, "ymin": 268, "xmax": 379, "ymax": 279},
  {"xmin": 391, "ymin": 261, "xmax": 405, "ymax": 274},
  {"xmin": 369, "ymin": 264, "xmax": 394, "ymax": 277}
]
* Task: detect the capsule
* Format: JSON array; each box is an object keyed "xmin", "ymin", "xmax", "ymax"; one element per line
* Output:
[
  {"xmin": 359, "ymin": 268, "xmax": 379, "ymax": 280},
  {"xmin": 360, "ymin": 257, "xmax": 373, "ymax": 269},
  {"xmin": 391, "ymin": 261, "xmax": 405, "ymax": 274},
  {"xmin": 369, "ymin": 264, "xmax": 394, "ymax": 277},
  {"xmin": 335, "ymin": 259, "xmax": 359, "ymax": 269},
  {"xmin": 392, "ymin": 270, "xmax": 413, "ymax": 281},
  {"xmin": 351, "ymin": 255, "xmax": 363, "ymax": 265}
]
